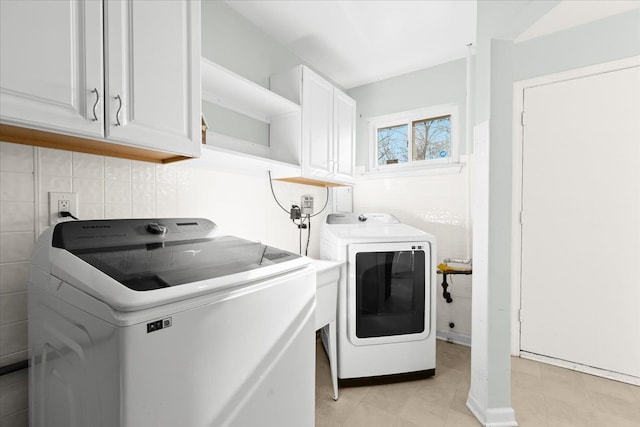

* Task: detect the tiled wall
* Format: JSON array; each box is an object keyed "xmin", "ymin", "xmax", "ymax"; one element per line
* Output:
[
  {"xmin": 0, "ymin": 143, "xmax": 34, "ymax": 372},
  {"xmin": 0, "ymin": 140, "xmax": 329, "ymax": 426},
  {"xmin": 0, "ymin": 142, "xmax": 33, "ymax": 426}
]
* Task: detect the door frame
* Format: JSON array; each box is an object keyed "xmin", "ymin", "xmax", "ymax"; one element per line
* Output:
[{"xmin": 510, "ymin": 56, "xmax": 640, "ymax": 360}]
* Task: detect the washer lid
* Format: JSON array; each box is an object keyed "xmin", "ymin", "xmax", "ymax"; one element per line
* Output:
[{"xmin": 52, "ymin": 218, "xmax": 301, "ymax": 292}]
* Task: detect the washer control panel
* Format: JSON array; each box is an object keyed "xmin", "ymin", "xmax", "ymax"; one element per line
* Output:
[{"xmin": 52, "ymin": 218, "xmax": 218, "ymax": 250}]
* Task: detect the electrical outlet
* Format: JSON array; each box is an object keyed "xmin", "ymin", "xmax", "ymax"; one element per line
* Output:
[
  {"xmin": 301, "ymin": 195, "xmax": 314, "ymax": 215},
  {"xmin": 49, "ymin": 192, "xmax": 78, "ymax": 225},
  {"xmin": 58, "ymin": 199, "xmax": 71, "ymax": 213}
]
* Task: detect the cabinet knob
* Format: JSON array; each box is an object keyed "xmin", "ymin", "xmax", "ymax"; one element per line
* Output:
[
  {"xmin": 90, "ymin": 88, "xmax": 100, "ymax": 122},
  {"xmin": 114, "ymin": 94, "xmax": 123, "ymax": 126}
]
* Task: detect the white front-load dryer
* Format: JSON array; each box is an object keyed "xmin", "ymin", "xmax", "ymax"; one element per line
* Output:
[{"xmin": 320, "ymin": 213, "xmax": 436, "ymax": 381}]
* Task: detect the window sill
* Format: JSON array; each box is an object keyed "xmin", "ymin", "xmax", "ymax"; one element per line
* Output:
[{"xmin": 361, "ymin": 163, "xmax": 465, "ymax": 179}]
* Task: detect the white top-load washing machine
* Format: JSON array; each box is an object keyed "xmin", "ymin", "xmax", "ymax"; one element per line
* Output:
[
  {"xmin": 320, "ymin": 213, "xmax": 436, "ymax": 381},
  {"xmin": 28, "ymin": 218, "xmax": 316, "ymax": 427}
]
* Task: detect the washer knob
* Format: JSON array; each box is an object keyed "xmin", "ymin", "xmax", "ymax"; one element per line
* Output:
[
  {"xmin": 146, "ymin": 223, "xmax": 167, "ymax": 235},
  {"xmin": 358, "ymin": 214, "xmax": 367, "ymax": 222}
]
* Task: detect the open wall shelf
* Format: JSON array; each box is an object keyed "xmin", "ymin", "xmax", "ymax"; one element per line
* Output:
[
  {"xmin": 201, "ymin": 57, "xmax": 300, "ymax": 123},
  {"xmin": 183, "ymin": 132, "xmax": 301, "ymax": 180}
]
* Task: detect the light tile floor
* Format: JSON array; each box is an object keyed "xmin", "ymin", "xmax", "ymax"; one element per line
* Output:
[{"xmin": 315, "ymin": 338, "xmax": 640, "ymax": 427}]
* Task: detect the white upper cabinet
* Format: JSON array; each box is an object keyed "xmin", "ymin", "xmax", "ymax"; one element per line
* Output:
[
  {"xmin": 104, "ymin": 0, "xmax": 200, "ymax": 155},
  {"xmin": 271, "ymin": 66, "xmax": 355, "ymax": 186},
  {"xmin": 0, "ymin": 0, "xmax": 200, "ymax": 159},
  {"xmin": 0, "ymin": 0, "xmax": 104, "ymax": 138},
  {"xmin": 333, "ymin": 88, "xmax": 356, "ymax": 183},
  {"xmin": 301, "ymin": 68, "xmax": 334, "ymax": 180}
]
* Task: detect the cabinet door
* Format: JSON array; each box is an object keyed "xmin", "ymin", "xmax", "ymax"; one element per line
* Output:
[
  {"xmin": 333, "ymin": 89, "xmax": 356, "ymax": 184},
  {"xmin": 0, "ymin": 0, "xmax": 103, "ymax": 137},
  {"xmin": 104, "ymin": 0, "xmax": 200, "ymax": 157},
  {"xmin": 302, "ymin": 68, "xmax": 333, "ymax": 179}
]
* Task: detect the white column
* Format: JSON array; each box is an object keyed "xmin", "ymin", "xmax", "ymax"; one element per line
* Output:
[{"xmin": 466, "ymin": 121, "xmax": 518, "ymax": 427}]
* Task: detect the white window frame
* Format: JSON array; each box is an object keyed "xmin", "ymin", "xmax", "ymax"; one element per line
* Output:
[{"xmin": 367, "ymin": 104, "xmax": 460, "ymax": 176}]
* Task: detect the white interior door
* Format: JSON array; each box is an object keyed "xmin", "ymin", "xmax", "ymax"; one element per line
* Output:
[{"xmin": 520, "ymin": 65, "xmax": 640, "ymax": 380}]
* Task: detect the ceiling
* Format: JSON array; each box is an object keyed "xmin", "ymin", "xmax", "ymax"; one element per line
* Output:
[
  {"xmin": 225, "ymin": 1, "xmax": 639, "ymax": 90},
  {"xmin": 225, "ymin": 0, "xmax": 477, "ymax": 89}
]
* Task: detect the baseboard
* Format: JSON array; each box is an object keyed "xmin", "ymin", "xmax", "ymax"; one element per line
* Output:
[
  {"xmin": 466, "ymin": 394, "xmax": 518, "ymax": 427},
  {"xmin": 436, "ymin": 330, "xmax": 471, "ymax": 347},
  {"xmin": 520, "ymin": 351, "xmax": 640, "ymax": 386}
]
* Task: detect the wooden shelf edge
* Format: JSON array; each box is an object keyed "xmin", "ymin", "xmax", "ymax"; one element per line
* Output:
[
  {"xmin": 275, "ymin": 176, "xmax": 349, "ymax": 188},
  {"xmin": 0, "ymin": 123, "xmax": 192, "ymax": 164}
]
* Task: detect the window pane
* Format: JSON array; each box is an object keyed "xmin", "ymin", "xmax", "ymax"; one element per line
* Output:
[
  {"xmin": 412, "ymin": 115, "xmax": 451, "ymax": 161},
  {"xmin": 377, "ymin": 124, "xmax": 408, "ymax": 165}
]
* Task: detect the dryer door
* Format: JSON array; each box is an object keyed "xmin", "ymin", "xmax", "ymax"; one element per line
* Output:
[{"xmin": 347, "ymin": 242, "xmax": 431, "ymax": 346}]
